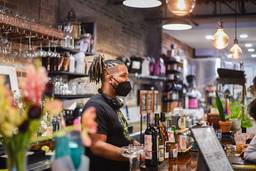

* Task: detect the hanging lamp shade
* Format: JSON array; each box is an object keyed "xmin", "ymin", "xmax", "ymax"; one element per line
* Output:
[
  {"xmin": 162, "ymin": 20, "xmax": 192, "ymax": 30},
  {"xmin": 213, "ymin": 21, "xmax": 229, "ymax": 49},
  {"xmin": 230, "ymin": 39, "xmax": 242, "ymax": 59},
  {"xmin": 123, "ymin": 0, "xmax": 162, "ymax": 8},
  {"xmin": 166, "ymin": 0, "xmax": 196, "ymax": 16}
]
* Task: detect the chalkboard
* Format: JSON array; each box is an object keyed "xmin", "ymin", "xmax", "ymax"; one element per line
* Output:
[{"xmin": 190, "ymin": 127, "xmax": 234, "ymax": 171}]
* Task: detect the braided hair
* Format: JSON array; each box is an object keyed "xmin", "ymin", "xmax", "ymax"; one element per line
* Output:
[{"xmin": 89, "ymin": 55, "xmax": 125, "ymax": 84}]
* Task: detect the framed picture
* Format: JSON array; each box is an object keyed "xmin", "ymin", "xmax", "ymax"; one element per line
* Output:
[{"xmin": 0, "ymin": 66, "xmax": 20, "ymax": 97}]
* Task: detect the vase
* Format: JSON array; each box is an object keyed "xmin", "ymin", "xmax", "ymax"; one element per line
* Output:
[
  {"xmin": 218, "ymin": 120, "xmax": 232, "ymax": 133},
  {"xmin": 6, "ymin": 148, "xmax": 27, "ymax": 171},
  {"xmin": 231, "ymin": 118, "xmax": 241, "ymax": 132}
]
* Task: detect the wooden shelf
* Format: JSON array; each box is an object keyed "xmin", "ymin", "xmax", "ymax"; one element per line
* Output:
[
  {"xmin": 54, "ymin": 94, "xmax": 94, "ymax": 99},
  {"xmin": 165, "ymin": 59, "xmax": 183, "ymax": 66},
  {"xmin": 41, "ymin": 47, "xmax": 96, "ymax": 55},
  {"xmin": 0, "ymin": 13, "xmax": 64, "ymax": 41},
  {"xmin": 48, "ymin": 71, "xmax": 88, "ymax": 79},
  {"xmin": 42, "ymin": 47, "xmax": 79, "ymax": 54},
  {"xmin": 130, "ymin": 74, "xmax": 167, "ymax": 81},
  {"xmin": 166, "ymin": 70, "xmax": 182, "ymax": 75}
]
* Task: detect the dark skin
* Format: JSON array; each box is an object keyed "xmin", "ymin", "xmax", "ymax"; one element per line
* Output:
[{"xmin": 85, "ymin": 64, "xmax": 130, "ymax": 161}]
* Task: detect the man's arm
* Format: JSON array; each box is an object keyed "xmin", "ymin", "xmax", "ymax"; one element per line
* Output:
[
  {"xmin": 244, "ymin": 136, "xmax": 256, "ymax": 163},
  {"xmin": 90, "ymin": 133, "xmax": 128, "ymax": 161}
]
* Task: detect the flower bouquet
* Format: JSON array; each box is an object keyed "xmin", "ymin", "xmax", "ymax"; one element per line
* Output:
[{"xmin": 0, "ymin": 61, "xmax": 97, "ymax": 171}]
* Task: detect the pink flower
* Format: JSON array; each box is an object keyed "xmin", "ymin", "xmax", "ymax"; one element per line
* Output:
[
  {"xmin": 20, "ymin": 65, "xmax": 48, "ymax": 105},
  {"xmin": 82, "ymin": 107, "xmax": 97, "ymax": 134},
  {"xmin": 72, "ymin": 117, "xmax": 92, "ymax": 146},
  {"xmin": 80, "ymin": 107, "xmax": 97, "ymax": 147},
  {"xmin": 73, "ymin": 117, "xmax": 82, "ymax": 131}
]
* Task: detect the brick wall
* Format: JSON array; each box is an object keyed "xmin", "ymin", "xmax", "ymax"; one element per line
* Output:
[
  {"xmin": 162, "ymin": 32, "xmax": 194, "ymax": 58},
  {"xmin": 58, "ymin": 0, "xmax": 161, "ymax": 58}
]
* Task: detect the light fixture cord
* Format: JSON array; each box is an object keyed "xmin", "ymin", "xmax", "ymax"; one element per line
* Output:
[
  {"xmin": 219, "ymin": 0, "xmax": 222, "ymax": 22},
  {"xmin": 235, "ymin": 0, "xmax": 237, "ymax": 40}
]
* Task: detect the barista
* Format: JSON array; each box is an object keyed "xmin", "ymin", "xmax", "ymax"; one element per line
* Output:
[{"xmin": 83, "ymin": 56, "xmax": 135, "ymax": 171}]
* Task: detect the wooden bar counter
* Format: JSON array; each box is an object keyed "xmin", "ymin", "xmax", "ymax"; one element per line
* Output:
[{"xmin": 154, "ymin": 151, "xmax": 256, "ymax": 171}]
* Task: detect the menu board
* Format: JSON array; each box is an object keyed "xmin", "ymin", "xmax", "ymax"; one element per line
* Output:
[{"xmin": 191, "ymin": 127, "xmax": 234, "ymax": 171}]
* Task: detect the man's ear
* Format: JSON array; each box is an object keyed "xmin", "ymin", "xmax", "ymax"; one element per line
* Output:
[{"xmin": 106, "ymin": 74, "xmax": 113, "ymax": 83}]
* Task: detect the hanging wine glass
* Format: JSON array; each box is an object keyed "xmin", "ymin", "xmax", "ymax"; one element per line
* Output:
[
  {"xmin": 47, "ymin": 41, "xmax": 53, "ymax": 57},
  {"xmin": 38, "ymin": 42, "xmax": 45, "ymax": 57}
]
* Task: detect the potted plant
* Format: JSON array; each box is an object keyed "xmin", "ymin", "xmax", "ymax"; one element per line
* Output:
[
  {"xmin": 215, "ymin": 92, "xmax": 232, "ymax": 133},
  {"xmin": 229, "ymin": 101, "xmax": 242, "ymax": 131}
]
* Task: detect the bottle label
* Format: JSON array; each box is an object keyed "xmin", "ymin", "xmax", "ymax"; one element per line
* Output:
[
  {"xmin": 144, "ymin": 135, "xmax": 152, "ymax": 159},
  {"xmin": 168, "ymin": 130, "xmax": 175, "ymax": 143},
  {"xmin": 159, "ymin": 145, "xmax": 164, "ymax": 162},
  {"xmin": 165, "ymin": 141, "xmax": 171, "ymax": 159}
]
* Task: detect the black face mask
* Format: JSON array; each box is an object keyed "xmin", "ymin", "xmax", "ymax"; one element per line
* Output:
[{"xmin": 112, "ymin": 78, "xmax": 132, "ymax": 97}]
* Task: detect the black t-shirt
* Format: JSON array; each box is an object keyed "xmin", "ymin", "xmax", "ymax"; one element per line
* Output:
[{"xmin": 83, "ymin": 94, "xmax": 130, "ymax": 171}]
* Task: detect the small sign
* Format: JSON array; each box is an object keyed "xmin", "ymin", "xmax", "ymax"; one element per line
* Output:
[{"xmin": 191, "ymin": 127, "xmax": 233, "ymax": 171}]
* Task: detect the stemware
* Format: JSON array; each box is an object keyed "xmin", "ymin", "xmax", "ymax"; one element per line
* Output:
[{"xmin": 121, "ymin": 145, "xmax": 144, "ymax": 171}]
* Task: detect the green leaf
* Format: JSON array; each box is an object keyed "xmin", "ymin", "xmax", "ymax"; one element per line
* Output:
[
  {"xmin": 229, "ymin": 101, "xmax": 242, "ymax": 119},
  {"xmin": 216, "ymin": 92, "xmax": 226, "ymax": 121}
]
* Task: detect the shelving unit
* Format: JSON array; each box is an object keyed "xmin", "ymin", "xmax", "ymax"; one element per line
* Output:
[
  {"xmin": 130, "ymin": 74, "xmax": 167, "ymax": 81},
  {"xmin": 42, "ymin": 47, "xmax": 79, "ymax": 54},
  {"xmin": 41, "ymin": 46, "xmax": 96, "ymax": 56},
  {"xmin": 53, "ymin": 94, "xmax": 95, "ymax": 100},
  {"xmin": 48, "ymin": 71, "xmax": 88, "ymax": 79}
]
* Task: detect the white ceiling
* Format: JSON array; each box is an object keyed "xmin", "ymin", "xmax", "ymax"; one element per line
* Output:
[{"xmin": 163, "ymin": 16, "xmax": 256, "ymax": 59}]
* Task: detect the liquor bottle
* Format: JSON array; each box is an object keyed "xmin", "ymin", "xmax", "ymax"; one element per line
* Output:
[
  {"xmin": 155, "ymin": 113, "xmax": 164, "ymax": 163},
  {"xmin": 160, "ymin": 113, "xmax": 168, "ymax": 142},
  {"xmin": 166, "ymin": 124, "xmax": 177, "ymax": 159},
  {"xmin": 160, "ymin": 113, "xmax": 169, "ymax": 159},
  {"xmin": 145, "ymin": 113, "xmax": 158, "ymax": 168}
]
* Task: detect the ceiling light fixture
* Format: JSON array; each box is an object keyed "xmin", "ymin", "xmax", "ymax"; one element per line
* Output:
[
  {"xmin": 162, "ymin": 21, "xmax": 192, "ymax": 30},
  {"xmin": 205, "ymin": 35, "xmax": 213, "ymax": 40},
  {"xmin": 123, "ymin": 0, "xmax": 162, "ymax": 8},
  {"xmin": 230, "ymin": 40, "xmax": 242, "ymax": 59},
  {"xmin": 240, "ymin": 34, "xmax": 248, "ymax": 39},
  {"xmin": 166, "ymin": 0, "xmax": 196, "ymax": 16},
  {"xmin": 230, "ymin": 0, "xmax": 242, "ymax": 59},
  {"xmin": 251, "ymin": 54, "xmax": 256, "ymax": 58},
  {"xmin": 213, "ymin": 3, "xmax": 229, "ymax": 49},
  {"xmin": 245, "ymin": 43, "xmax": 252, "ymax": 48},
  {"xmin": 248, "ymin": 48, "xmax": 255, "ymax": 52},
  {"xmin": 213, "ymin": 21, "xmax": 229, "ymax": 49}
]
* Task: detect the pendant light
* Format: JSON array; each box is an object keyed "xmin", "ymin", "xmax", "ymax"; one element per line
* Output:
[
  {"xmin": 230, "ymin": 0, "xmax": 242, "ymax": 59},
  {"xmin": 162, "ymin": 20, "xmax": 192, "ymax": 30},
  {"xmin": 166, "ymin": 0, "xmax": 196, "ymax": 16},
  {"xmin": 213, "ymin": 2, "xmax": 229, "ymax": 49},
  {"xmin": 123, "ymin": 0, "xmax": 162, "ymax": 8}
]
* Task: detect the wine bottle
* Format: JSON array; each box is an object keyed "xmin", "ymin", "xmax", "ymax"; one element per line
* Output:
[
  {"xmin": 145, "ymin": 113, "xmax": 158, "ymax": 168},
  {"xmin": 155, "ymin": 113, "xmax": 164, "ymax": 163}
]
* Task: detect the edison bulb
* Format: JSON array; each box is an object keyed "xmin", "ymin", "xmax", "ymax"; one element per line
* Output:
[
  {"xmin": 166, "ymin": 0, "xmax": 196, "ymax": 16},
  {"xmin": 230, "ymin": 40, "xmax": 242, "ymax": 59},
  {"xmin": 213, "ymin": 28, "xmax": 229, "ymax": 49}
]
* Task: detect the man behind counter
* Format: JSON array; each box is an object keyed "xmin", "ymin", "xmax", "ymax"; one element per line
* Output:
[{"xmin": 83, "ymin": 56, "xmax": 135, "ymax": 171}]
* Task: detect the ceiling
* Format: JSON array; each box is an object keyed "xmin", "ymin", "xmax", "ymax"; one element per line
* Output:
[{"xmin": 161, "ymin": 0, "xmax": 256, "ymax": 59}]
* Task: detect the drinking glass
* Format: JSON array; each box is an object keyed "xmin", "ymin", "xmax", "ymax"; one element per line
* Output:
[
  {"xmin": 234, "ymin": 133, "xmax": 247, "ymax": 154},
  {"xmin": 121, "ymin": 145, "xmax": 144, "ymax": 171}
]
